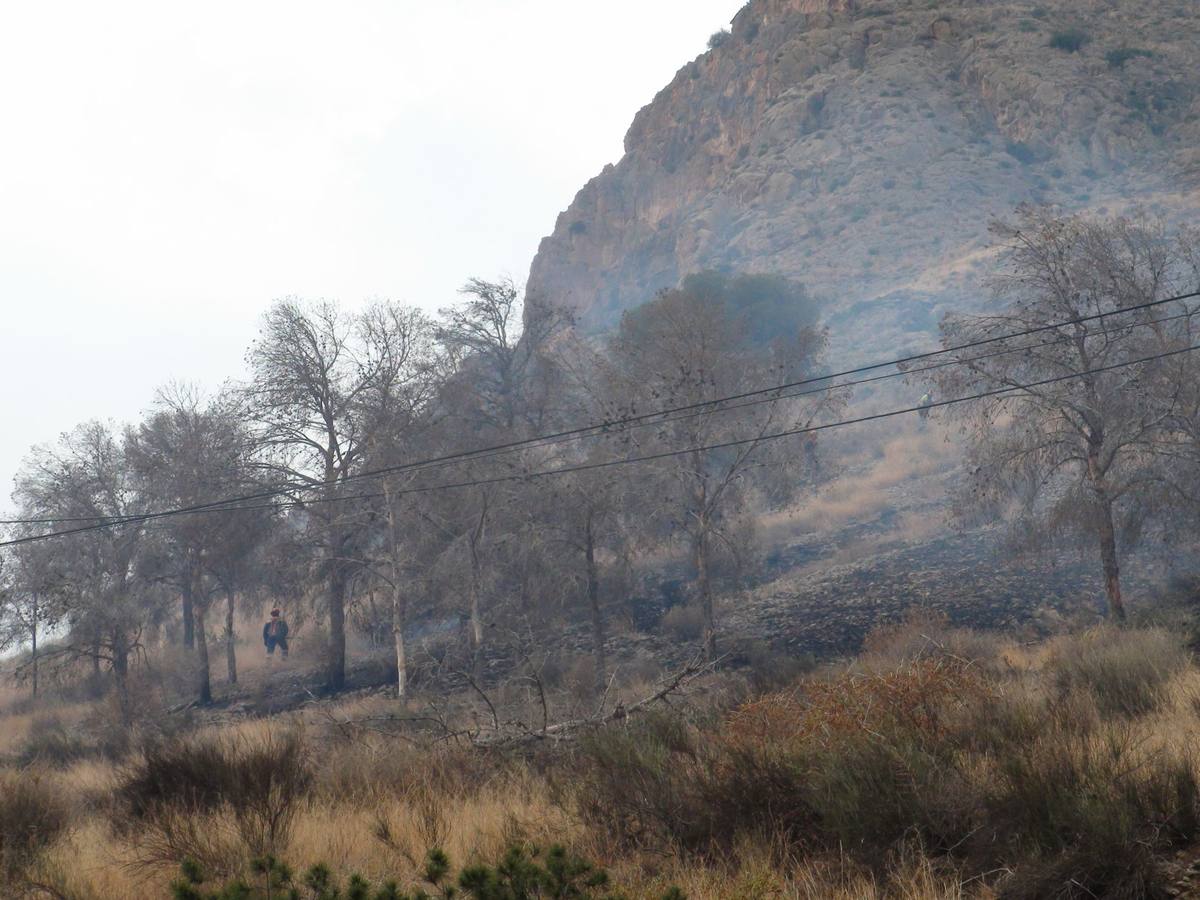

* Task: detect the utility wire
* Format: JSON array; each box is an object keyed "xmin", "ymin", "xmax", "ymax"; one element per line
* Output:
[
  {"xmin": 5, "ymin": 291, "xmax": 1198, "ymax": 529},
  {"xmin": 3, "ymin": 340, "xmax": 1196, "ymax": 549},
  {"xmin": 6, "ymin": 295, "xmax": 1199, "ymax": 528},
  {"xmin": 4, "ymin": 294, "xmax": 1198, "ymax": 528}
]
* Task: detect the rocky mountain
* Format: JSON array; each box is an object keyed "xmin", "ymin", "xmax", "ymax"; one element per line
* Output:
[{"xmin": 527, "ymin": 0, "xmax": 1200, "ymax": 362}]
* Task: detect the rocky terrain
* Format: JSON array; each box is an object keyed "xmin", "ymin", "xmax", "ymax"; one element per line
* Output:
[{"xmin": 528, "ymin": 0, "xmax": 1200, "ymax": 363}]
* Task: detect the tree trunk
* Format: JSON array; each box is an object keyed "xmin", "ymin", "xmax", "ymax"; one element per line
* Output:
[
  {"xmin": 393, "ymin": 583, "xmax": 407, "ymax": 699},
  {"xmin": 467, "ymin": 495, "xmax": 488, "ymax": 682},
  {"xmin": 29, "ymin": 616, "xmax": 38, "ymax": 700},
  {"xmin": 1087, "ymin": 443, "xmax": 1127, "ymax": 623},
  {"xmin": 585, "ymin": 512, "xmax": 607, "ymax": 696},
  {"xmin": 181, "ymin": 577, "xmax": 195, "ymax": 650},
  {"xmin": 90, "ymin": 631, "xmax": 103, "ymax": 698},
  {"xmin": 195, "ymin": 603, "xmax": 213, "ymax": 705},
  {"xmin": 469, "ymin": 554, "xmax": 483, "ymax": 682},
  {"xmin": 383, "ymin": 488, "xmax": 408, "ymax": 698},
  {"xmin": 328, "ymin": 562, "xmax": 348, "ymax": 692},
  {"xmin": 112, "ymin": 633, "xmax": 131, "ymax": 724},
  {"xmin": 1095, "ymin": 499, "xmax": 1127, "ymax": 622},
  {"xmin": 694, "ymin": 527, "xmax": 716, "ymax": 661},
  {"xmin": 225, "ymin": 588, "xmax": 238, "ymax": 684}
]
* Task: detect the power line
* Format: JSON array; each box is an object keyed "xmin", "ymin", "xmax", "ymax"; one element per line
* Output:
[
  {"xmin": 3, "ymin": 292, "xmax": 1198, "ymax": 529},
  {"xmin": 3, "ymin": 341, "xmax": 1196, "ymax": 549},
  {"xmin": 301, "ymin": 288, "xmax": 1200, "ymax": 492},
  {"xmin": 5, "ymin": 291, "xmax": 1198, "ymax": 530}
]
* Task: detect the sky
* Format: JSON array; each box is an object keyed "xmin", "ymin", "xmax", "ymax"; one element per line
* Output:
[{"xmin": 0, "ymin": 0, "xmax": 736, "ymax": 511}]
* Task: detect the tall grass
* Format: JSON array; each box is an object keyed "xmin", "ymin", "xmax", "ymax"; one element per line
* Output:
[
  {"xmin": 115, "ymin": 728, "xmax": 312, "ymax": 872},
  {"xmin": 0, "ymin": 769, "xmax": 70, "ymax": 880},
  {"xmin": 7, "ymin": 623, "xmax": 1200, "ymax": 898}
]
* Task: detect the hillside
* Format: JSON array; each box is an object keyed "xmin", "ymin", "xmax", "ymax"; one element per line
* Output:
[{"xmin": 527, "ymin": 0, "xmax": 1200, "ymax": 360}]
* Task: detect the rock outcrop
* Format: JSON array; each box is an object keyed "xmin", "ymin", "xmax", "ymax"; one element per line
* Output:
[{"xmin": 527, "ymin": 0, "xmax": 1200, "ymax": 362}]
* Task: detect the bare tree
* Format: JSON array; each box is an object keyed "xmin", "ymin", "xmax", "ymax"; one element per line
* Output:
[
  {"xmin": 925, "ymin": 209, "xmax": 1200, "ymax": 621},
  {"xmin": 604, "ymin": 272, "xmax": 834, "ymax": 659},
  {"xmin": 13, "ymin": 422, "xmax": 159, "ymax": 719},
  {"xmin": 247, "ymin": 299, "xmax": 440, "ymax": 691},
  {"xmin": 356, "ymin": 305, "xmax": 443, "ymax": 698},
  {"xmin": 128, "ymin": 385, "xmax": 267, "ymax": 702},
  {"xmin": 0, "ymin": 544, "xmax": 65, "ymax": 699},
  {"xmin": 428, "ymin": 279, "xmax": 571, "ymax": 675}
]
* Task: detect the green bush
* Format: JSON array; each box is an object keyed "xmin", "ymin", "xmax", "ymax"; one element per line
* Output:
[
  {"xmin": 171, "ymin": 846, "xmax": 683, "ymax": 900},
  {"xmin": 982, "ymin": 729, "xmax": 1200, "ymax": 898}
]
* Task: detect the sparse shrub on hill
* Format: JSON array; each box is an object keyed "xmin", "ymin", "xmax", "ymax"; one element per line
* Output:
[
  {"xmin": 1049, "ymin": 28, "xmax": 1090, "ymax": 52},
  {"xmin": 1106, "ymin": 46, "xmax": 1154, "ymax": 68},
  {"xmin": 661, "ymin": 604, "xmax": 705, "ymax": 642},
  {"xmin": 707, "ymin": 29, "xmax": 730, "ymax": 50}
]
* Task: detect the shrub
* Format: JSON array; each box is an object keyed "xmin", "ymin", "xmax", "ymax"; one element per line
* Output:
[
  {"xmin": 15, "ymin": 715, "xmax": 92, "ymax": 767},
  {"xmin": 736, "ymin": 640, "xmax": 815, "ymax": 694},
  {"xmin": 0, "ymin": 769, "xmax": 70, "ymax": 879},
  {"xmin": 1005, "ymin": 141, "xmax": 1038, "ymax": 165},
  {"xmin": 1046, "ymin": 627, "xmax": 1189, "ymax": 718},
  {"xmin": 1106, "ymin": 46, "xmax": 1153, "ymax": 69},
  {"xmin": 707, "ymin": 29, "xmax": 731, "ymax": 50},
  {"xmin": 172, "ymin": 845, "xmax": 679, "ymax": 899},
  {"xmin": 117, "ymin": 729, "xmax": 312, "ymax": 867},
  {"xmin": 661, "ymin": 604, "xmax": 705, "ymax": 642},
  {"xmin": 572, "ymin": 712, "xmax": 708, "ymax": 851},
  {"xmin": 983, "ymin": 729, "xmax": 1200, "ymax": 898},
  {"xmin": 1049, "ymin": 29, "xmax": 1089, "ymax": 53}
]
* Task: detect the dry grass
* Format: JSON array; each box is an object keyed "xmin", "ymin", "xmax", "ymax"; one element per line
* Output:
[
  {"xmin": 7, "ymin": 620, "xmax": 1200, "ymax": 898},
  {"xmin": 766, "ymin": 426, "xmax": 958, "ymax": 540}
]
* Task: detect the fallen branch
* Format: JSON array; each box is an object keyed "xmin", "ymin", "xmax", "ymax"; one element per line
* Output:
[
  {"xmin": 469, "ymin": 653, "xmax": 722, "ymax": 748},
  {"xmin": 328, "ymin": 653, "xmax": 723, "ymax": 750}
]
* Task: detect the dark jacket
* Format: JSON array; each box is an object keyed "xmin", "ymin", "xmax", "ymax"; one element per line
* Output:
[{"xmin": 263, "ymin": 619, "xmax": 289, "ymax": 645}]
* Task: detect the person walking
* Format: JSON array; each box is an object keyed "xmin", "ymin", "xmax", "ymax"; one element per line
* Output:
[{"xmin": 263, "ymin": 608, "xmax": 289, "ymax": 660}]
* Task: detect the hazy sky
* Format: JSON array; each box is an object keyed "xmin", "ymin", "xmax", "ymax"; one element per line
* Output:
[{"xmin": 0, "ymin": 0, "xmax": 736, "ymax": 510}]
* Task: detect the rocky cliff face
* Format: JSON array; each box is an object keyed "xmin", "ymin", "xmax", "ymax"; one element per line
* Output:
[{"xmin": 527, "ymin": 0, "xmax": 1200, "ymax": 362}]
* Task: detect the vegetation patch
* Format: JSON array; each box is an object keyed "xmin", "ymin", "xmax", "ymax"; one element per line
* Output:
[{"xmin": 1049, "ymin": 29, "xmax": 1090, "ymax": 53}]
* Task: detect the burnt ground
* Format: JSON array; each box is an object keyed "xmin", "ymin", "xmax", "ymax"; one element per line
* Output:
[
  {"xmin": 183, "ymin": 444, "xmax": 1181, "ymax": 721},
  {"xmin": 206, "ymin": 522, "xmax": 1150, "ymax": 722}
]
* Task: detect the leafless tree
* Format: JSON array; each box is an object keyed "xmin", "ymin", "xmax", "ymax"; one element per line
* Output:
[
  {"xmin": 13, "ymin": 422, "xmax": 160, "ymax": 719},
  {"xmin": 128, "ymin": 385, "xmax": 269, "ymax": 701},
  {"xmin": 247, "ymin": 299, "xmax": 421, "ymax": 691},
  {"xmin": 0, "ymin": 539, "xmax": 68, "ymax": 699},
  {"xmin": 925, "ymin": 209, "xmax": 1200, "ymax": 621},
  {"xmin": 355, "ymin": 305, "xmax": 443, "ymax": 698},
  {"xmin": 603, "ymin": 272, "xmax": 834, "ymax": 659},
  {"xmin": 426, "ymin": 279, "xmax": 571, "ymax": 676}
]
